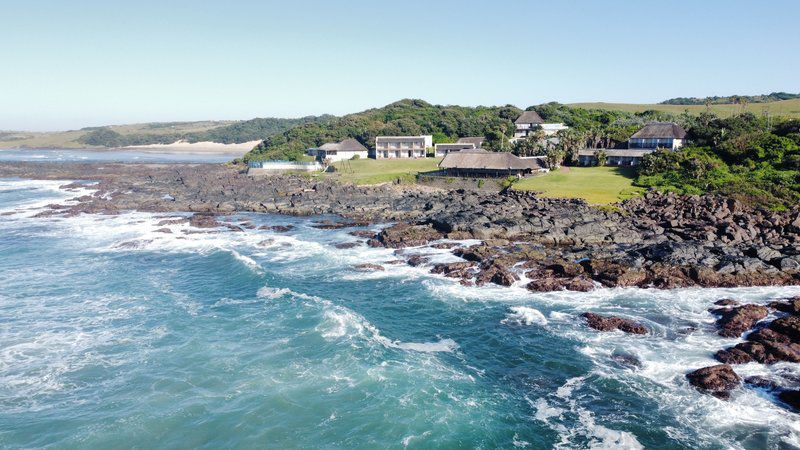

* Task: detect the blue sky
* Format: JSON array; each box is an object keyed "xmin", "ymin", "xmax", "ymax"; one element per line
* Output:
[{"xmin": 2, "ymin": 0, "xmax": 798, "ymax": 131}]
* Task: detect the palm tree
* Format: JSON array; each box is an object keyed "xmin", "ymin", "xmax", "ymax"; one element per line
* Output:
[
  {"xmin": 587, "ymin": 127, "xmax": 603, "ymax": 148},
  {"xmin": 556, "ymin": 129, "xmax": 586, "ymax": 165}
]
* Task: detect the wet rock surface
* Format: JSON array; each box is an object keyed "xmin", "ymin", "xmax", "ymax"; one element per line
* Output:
[
  {"xmin": 713, "ymin": 299, "xmax": 800, "ymax": 366},
  {"xmin": 688, "ymin": 296, "xmax": 800, "ymax": 412},
  {"xmin": 581, "ymin": 313, "xmax": 648, "ymax": 335},
  {"xmin": 711, "ymin": 304, "xmax": 770, "ymax": 338},
  {"xmin": 2, "ymin": 162, "xmax": 799, "ymax": 292},
  {"xmin": 352, "ymin": 263, "xmax": 385, "ymax": 272},
  {"xmin": 686, "ymin": 364, "xmax": 741, "ymax": 399}
]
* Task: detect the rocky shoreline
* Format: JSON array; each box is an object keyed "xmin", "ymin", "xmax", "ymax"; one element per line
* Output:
[
  {"xmin": 1, "ymin": 161, "xmax": 799, "ymax": 293},
  {"xmin": 3, "ymin": 161, "xmax": 800, "ymax": 414}
]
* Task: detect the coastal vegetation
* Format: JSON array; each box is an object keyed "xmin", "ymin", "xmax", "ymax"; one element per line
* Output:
[
  {"xmin": 78, "ymin": 115, "xmax": 333, "ymax": 147},
  {"xmin": 244, "ymin": 99, "xmax": 522, "ymax": 162},
  {"xmin": 635, "ymin": 115, "xmax": 800, "ymax": 209},
  {"xmin": 0, "ymin": 116, "xmax": 333, "ymax": 149},
  {"xmin": 240, "ymin": 99, "xmax": 799, "ymax": 208}
]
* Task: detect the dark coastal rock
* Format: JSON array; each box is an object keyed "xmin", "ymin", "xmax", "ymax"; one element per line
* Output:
[
  {"xmin": 189, "ymin": 213, "xmax": 221, "ymax": 229},
  {"xmin": 581, "ymin": 260, "xmax": 647, "ymax": 288},
  {"xmin": 154, "ymin": 227, "xmax": 172, "ymax": 234},
  {"xmin": 156, "ymin": 217, "xmax": 188, "ymax": 226},
  {"xmin": 312, "ymin": 220, "xmax": 361, "ymax": 230},
  {"xmin": 715, "ymin": 347, "xmax": 754, "ymax": 365},
  {"xmin": 405, "ymin": 255, "xmax": 431, "ymax": 267},
  {"xmin": 269, "ymin": 225, "xmax": 295, "ymax": 232},
  {"xmin": 778, "ymin": 390, "xmax": 800, "ymax": 412},
  {"xmin": 714, "ymin": 311, "xmax": 800, "ymax": 365},
  {"xmin": 3, "ymin": 162, "xmax": 800, "ymax": 293},
  {"xmin": 714, "ymin": 299, "xmax": 740, "ymax": 307},
  {"xmin": 352, "ymin": 263, "xmax": 384, "ymax": 272},
  {"xmin": 430, "ymin": 261, "xmax": 474, "ymax": 278},
  {"xmin": 581, "ymin": 313, "xmax": 647, "ymax": 334},
  {"xmin": 334, "ymin": 242, "xmax": 360, "ymax": 249},
  {"xmin": 349, "ymin": 230, "xmax": 376, "ymax": 239},
  {"xmin": 526, "ymin": 274, "xmax": 594, "ymax": 292},
  {"xmin": 383, "ymin": 259, "xmax": 405, "ymax": 265},
  {"xmin": 770, "ymin": 315, "xmax": 800, "ymax": 341},
  {"xmin": 376, "ymin": 223, "xmax": 443, "ymax": 248},
  {"xmin": 611, "ymin": 350, "xmax": 642, "ymax": 368},
  {"xmin": 744, "ymin": 375, "xmax": 780, "ymax": 390},
  {"xmin": 430, "ymin": 242, "xmax": 459, "ymax": 250},
  {"xmin": 474, "ymin": 263, "xmax": 518, "ymax": 287},
  {"xmin": 686, "ymin": 364, "xmax": 741, "ymax": 398},
  {"xmin": 712, "ymin": 304, "xmax": 769, "ymax": 338},
  {"xmin": 768, "ymin": 297, "xmax": 800, "ymax": 314}
]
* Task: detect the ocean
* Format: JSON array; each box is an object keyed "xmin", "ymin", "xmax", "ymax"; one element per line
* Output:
[
  {"xmin": 1, "ymin": 177, "xmax": 799, "ymax": 449},
  {"xmin": 0, "ymin": 148, "xmax": 236, "ymax": 164}
]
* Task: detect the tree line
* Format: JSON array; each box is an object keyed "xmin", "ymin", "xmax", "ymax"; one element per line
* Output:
[{"xmin": 78, "ymin": 115, "xmax": 333, "ymax": 148}]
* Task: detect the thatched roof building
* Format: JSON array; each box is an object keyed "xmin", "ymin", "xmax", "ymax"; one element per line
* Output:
[
  {"xmin": 439, "ymin": 151, "xmax": 541, "ymax": 177},
  {"xmin": 514, "ymin": 110, "xmax": 545, "ymax": 125},
  {"xmin": 630, "ymin": 122, "xmax": 687, "ymax": 139}
]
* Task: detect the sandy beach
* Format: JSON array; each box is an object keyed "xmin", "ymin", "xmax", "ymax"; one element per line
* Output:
[{"xmin": 121, "ymin": 140, "xmax": 261, "ymax": 154}]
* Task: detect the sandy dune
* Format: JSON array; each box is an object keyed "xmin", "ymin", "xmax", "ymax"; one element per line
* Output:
[{"xmin": 123, "ymin": 140, "xmax": 261, "ymax": 154}]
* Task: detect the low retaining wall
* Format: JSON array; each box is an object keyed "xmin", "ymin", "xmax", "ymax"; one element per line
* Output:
[{"xmin": 247, "ymin": 161, "xmax": 322, "ymax": 175}]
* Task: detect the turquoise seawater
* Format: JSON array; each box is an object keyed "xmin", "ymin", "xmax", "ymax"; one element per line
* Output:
[{"xmin": 1, "ymin": 178, "xmax": 799, "ymax": 449}]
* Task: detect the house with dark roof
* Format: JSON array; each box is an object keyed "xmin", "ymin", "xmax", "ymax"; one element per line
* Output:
[
  {"xmin": 373, "ymin": 135, "xmax": 432, "ymax": 159},
  {"xmin": 434, "ymin": 137, "xmax": 488, "ymax": 157},
  {"xmin": 456, "ymin": 136, "xmax": 485, "ymax": 147},
  {"xmin": 514, "ymin": 111, "xmax": 568, "ymax": 138},
  {"xmin": 628, "ymin": 122, "xmax": 687, "ymax": 150},
  {"xmin": 306, "ymin": 138, "xmax": 368, "ymax": 162},
  {"xmin": 578, "ymin": 122, "xmax": 688, "ymax": 166},
  {"xmin": 439, "ymin": 151, "xmax": 542, "ymax": 177},
  {"xmin": 434, "ymin": 143, "xmax": 475, "ymax": 157},
  {"xmin": 577, "ymin": 149, "xmax": 654, "ymax": 167}
]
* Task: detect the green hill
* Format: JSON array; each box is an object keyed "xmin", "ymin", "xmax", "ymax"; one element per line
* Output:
[
  {"xmin": 661, "ymin": 92, "xmax": 800, "ymax": 105},
  {"xmin": 0, "ymin": 116, "xmax": 333, "ymax": 149},
  {"xmin": 568, "ymin": 98, "xmax": 800, "ymax": 119},
  {"xmin": 244, "ymin": 99, "xmax": 523, "ymax": 162}
]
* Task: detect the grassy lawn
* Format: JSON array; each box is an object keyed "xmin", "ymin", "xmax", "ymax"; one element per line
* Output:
[
  {"xmin": 513, "ymin": 166, "xmax": 644, "ymax": 204},
  {"xmin": 324, "ymin": 158, "xmax": 442, "ymax": 185}
]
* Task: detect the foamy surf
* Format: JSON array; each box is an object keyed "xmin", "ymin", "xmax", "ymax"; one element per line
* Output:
[
  {"xmin": 502, "ymin": 306, "xmax": 548, "ymax": 326},
  {"xmin": 2, "ymin": 178, "xmax": 799, "ymax": 448}
]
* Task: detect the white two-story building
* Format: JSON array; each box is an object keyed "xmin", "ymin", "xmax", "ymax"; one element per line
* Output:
[
  {"xmin": 514, "ymin": 111, "xmax": 568, "ymax": 138},
  {"xmin": 372, "ymin": 135, "xmax": 432, "ymax": 159}
]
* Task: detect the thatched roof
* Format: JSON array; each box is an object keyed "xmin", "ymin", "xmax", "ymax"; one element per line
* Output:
[
  {"xmin": 514, "ymin": 110, "xmax": 545, "ymax": 125},
  {"xmin": 318, "ymin": 138, "xmax": 367, "ymax": 152},
  {"xmin": 456, "ymin": 136, "xmax": 485, "ymax": 146},
  {"xmin": 439, "ymin": 152, "xmax": 541, "ymax": 170},
  {"xmin": 630, "ymin": 122, "xmax": 687, "ymax": 139}
]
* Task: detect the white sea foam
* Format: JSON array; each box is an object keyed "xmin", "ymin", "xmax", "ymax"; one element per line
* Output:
[
  {"xmin": 502, "ymin": 306, "xmax": 548, "ymax": 326},
  {"xmin": 381, "ymin": 338, "xmax": 459, "ymax": 353},
  {"xmin": 315, "ymin": 307, "xmax": 458, "ymax": 353},
  {"xmin": 256, "ymin": 286, "xmax": 294, "ymax": 299},
  {"xmin": 227, "ymin": 249, "xmax": 262, "ymax": 273}
]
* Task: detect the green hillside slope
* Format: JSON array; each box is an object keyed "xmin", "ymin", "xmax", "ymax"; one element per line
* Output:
[{"xmin": 568, "ymin": 98, "xmax": 800, "ymax": 119}]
